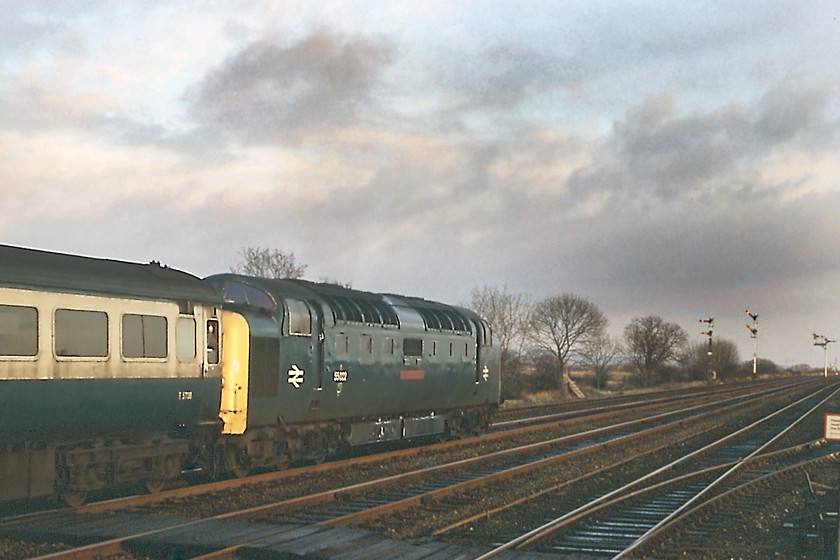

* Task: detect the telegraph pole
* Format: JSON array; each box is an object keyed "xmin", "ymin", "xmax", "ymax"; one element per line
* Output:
[
  {"xmin": 745, "ymin": 310, "xmax": 758, "ymax": 380},
  {"xmin": 813, "ymin": 334, "xmax": 835, "ymax": 378},
  {"xmin": 699, "ymin": 317, "xmax": 714, "ymax": 382}
]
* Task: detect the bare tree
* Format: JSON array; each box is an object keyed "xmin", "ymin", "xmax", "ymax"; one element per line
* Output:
[
  {"xmin": 469, "ymin": 285, "xmax": 532, "ymax": 365},
  {"xmin": 230, "ymin": 246, "xmax": 308, "ymax": 279},
  {"xmin": 681, "ymin": 339, "xmax": 741, "ymax": 381},
  {"xmin": 624, "ymin": 315, "xmax": 687, "ymax": 387},
  {"xmin": 578, "ymin": 334, "xmax": 622, "ymax": 390},
  {"xmin": 468, "ymin": 285, "xmax": 532, "ymax": 399},
  {"xmin": 529, "ymin": 294, "xmax": 607, "ymax": 391}
]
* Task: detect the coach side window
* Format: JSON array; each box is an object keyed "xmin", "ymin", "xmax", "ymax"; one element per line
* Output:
[
  {"xmin": 176, "ymin": 317, "xmax": 197, "ymax": 361},
  {"xmin": 55, "ymin": 309, "xmax": 108, "ymax": 357},
  {"xmin": 122, "ymin": 314, "xmax": 167, "ymax": 359},
  {"xmin": 0, "ymin": 304, "xmax": 38, "ymax": 356}
]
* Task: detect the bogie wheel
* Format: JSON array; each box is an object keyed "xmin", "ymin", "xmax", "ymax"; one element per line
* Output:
[
  {"xmin": 227, "ymin": 446, "xmax": 252, "ymax": 478},
  {"xmin": 309, "ymin": 449, "xmax": 327, "ymax": 465},
  {"xmin": 446, "ymin": 416, "xmax": 464, "ymax": 440},
  {"xmin": 61, "ymin": 489, "xmax": 88, "ymax": 508},
  {"xmin": 144, "ymin": 478, "xmax": 166, "ymax": 493}
]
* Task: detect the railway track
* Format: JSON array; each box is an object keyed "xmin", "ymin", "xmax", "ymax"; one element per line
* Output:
[
  {"xmin": 4, "ymin": 377, "xmax": 801, "ymax": 521},
  {"xmin": 474, "ymin": 381, "xmax": 840, "ymax": 559},
  {"xmin": 490, "ymin": 377, "xmax": 798, "ymax": 429},
  {"xmin": 1, "ymin": 377, "xmax": 828, "ymax": 560},
  {"xmin": 637, "ymin": 448, "xmax": 838, "ymax": 558}
]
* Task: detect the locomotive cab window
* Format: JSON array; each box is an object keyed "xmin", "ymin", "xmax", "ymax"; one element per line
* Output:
[
  {"xmin": 122, "ymin": 314, "xmax": 167, "ymax": 359},
  {"xmin": 221, "ymin": 281, "xmax": 275, "ymax": 311},
  {"xmin": 0, "ymin": 304, "xmax": 38, "ymax": 356},
  {"xmin": 206, "ymin": 319, "xmax": 220, "ymax": 365},
  {"xmin": 55, "ymin": 309, "xmax": 108, "ymax": 357},
  {"xmin": 285, "ymin": 299, "xmax": 312, "ymax": 336}
]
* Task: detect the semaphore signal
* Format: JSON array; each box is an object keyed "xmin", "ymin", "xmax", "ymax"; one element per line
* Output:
[
  {"xmin": 699, "ymin": 317, "xmax": 714, "ymax": 382},
  {"xmin": 745, "ymin": 309, "xmax": 758, "ymax": 380}
]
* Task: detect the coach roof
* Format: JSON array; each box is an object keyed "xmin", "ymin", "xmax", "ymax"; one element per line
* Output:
[{"xmin": 0, "ymin": 244, "xmax": 220, "ymax": 304}]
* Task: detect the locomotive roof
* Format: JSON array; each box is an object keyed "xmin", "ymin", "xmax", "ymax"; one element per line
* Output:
[
  {"xmin": 206, "ymin": 274, "xmax": 477, "ymax": 333},
  {"xmin": 0, "ymin": 244, "xmax": 221, "ymax": 303}
]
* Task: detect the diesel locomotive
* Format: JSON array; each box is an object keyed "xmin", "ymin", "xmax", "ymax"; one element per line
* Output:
[{"xmin": 0, "ymin": 245, "xmax": 500, "ymax": 505}]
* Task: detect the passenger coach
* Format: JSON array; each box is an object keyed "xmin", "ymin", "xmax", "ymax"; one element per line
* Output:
[{"xmin": 0, "ymin": 245, "xmax": 223, "ymax": 505}]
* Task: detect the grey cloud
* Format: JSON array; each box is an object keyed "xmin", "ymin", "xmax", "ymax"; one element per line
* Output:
[
  {"xmin": 0, "ymin": 6, "xmax": 80, "ymax": 55},
  {"xmin": 753, "ymin": 88, "xmax": 833, "ymax": 146},
  {"xmin": 436, "ymin": 43, "xmax": 581, "ymax": 113},
  {"xmin": 187, "ymin": 31, "xmax": 397, "ymax": 144},
  {"xmin": 569, "ymin": 87, "xmax": 838, "ymax": 202}
]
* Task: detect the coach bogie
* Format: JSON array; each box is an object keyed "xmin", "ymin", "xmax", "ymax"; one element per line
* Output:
[
  {"xmin": 54, "ymin": 437, "xmax": 190, "ymax": 503},
  {"xmin": 0, "ymin": 442, "xmax": 54, "ymax": 502}
]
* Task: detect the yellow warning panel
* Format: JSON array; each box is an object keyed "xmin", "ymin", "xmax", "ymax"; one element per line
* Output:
[{"xmin": 219, "ymin": 311, "xmax": 249, "ymax": 435}]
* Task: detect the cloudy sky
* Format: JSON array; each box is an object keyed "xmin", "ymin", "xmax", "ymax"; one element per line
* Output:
[{"xmin": 2, "ymin": 1, "xmax": 839, "ymax": 367}]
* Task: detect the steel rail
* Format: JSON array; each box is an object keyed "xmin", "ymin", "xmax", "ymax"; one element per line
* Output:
[
  {"xmin": 492, "ymin": 377, "xmax": 801, "ymax": 423},
  {"xmin": 499, "ymin": 440, "xmax": 826, "ymax": 548},
  {"xmin": 25, "ymin": 389, "xmax": 741, "ymax": 560},
  {"xmin": 63, "ymin": 381, "xmax": 767, "ymax": 516},
  {"xmin": 184, "ymin": 383, "xmax": 817, "ymax": 559},
  {"xmin": 21, "ymin": 380, "xmax": 819, "ymax": 560},
  {"xmin": 50, "ymin": 378, "xmax": 797, "ymax": 518},
  {"xmin": 491, "ymin": 376, "xmax": 802, "ymax": 429},
  {"xmin": 182, "ymin": 394, "xmax": 756, "ymax": 560},
  {"xmin": 471, "ymin": 380, "xmax": 837, "ymax": 559},
  {"xmin": 611, "ymin": 382, "xmax": 840, "ymax": 559},
  {"xmin": 638, "ymin": 445, "xmax": 840, "ymax": 557}
]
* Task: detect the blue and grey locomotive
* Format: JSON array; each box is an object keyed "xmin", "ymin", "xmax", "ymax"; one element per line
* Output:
[{"xmin": 0, "ymin": 245, "xmax": 500, "ymax": 505}]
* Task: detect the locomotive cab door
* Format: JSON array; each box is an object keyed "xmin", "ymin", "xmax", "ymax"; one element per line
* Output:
[
  {"xmin": 314, "ymin": 305, "xmax": 326, "ymax": 390},
  {"xmin": 282, "ymin": 299, "xmax": 321, "ymax": 401},
  {"xmin": 473, "ymin": 318, "xmax": 492, "ymax": 384}
]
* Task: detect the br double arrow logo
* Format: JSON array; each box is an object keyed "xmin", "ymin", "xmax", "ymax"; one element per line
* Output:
[{"xmin": 287, "ymin": 364, "xmax": 305, "ymax": 388}]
